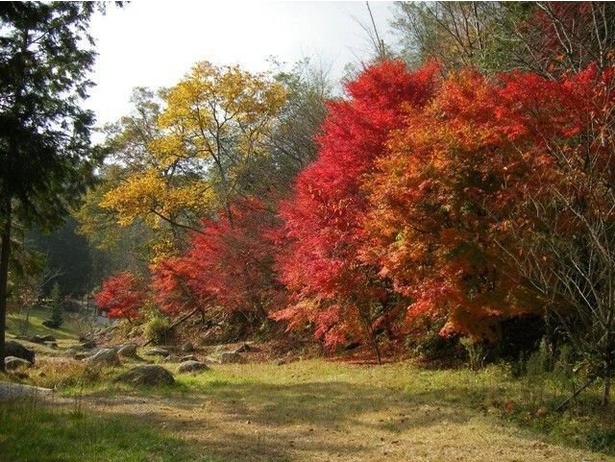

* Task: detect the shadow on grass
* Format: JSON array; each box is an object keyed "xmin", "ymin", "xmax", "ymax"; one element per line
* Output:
[
  {"xmin": 7, "ymin": 360, "xmax": 614, "ymax": 462},
  {"xmin": 69, "ymin": 368, "xmax": 615, "ymax": 462},
  {"xmin": 0, "ymin": 398, "xmax": 218, "ymax": 462}
]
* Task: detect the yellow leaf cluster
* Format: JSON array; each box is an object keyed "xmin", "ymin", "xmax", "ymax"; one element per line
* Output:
[
  {"xmin": 157, "ymin": 61, "xmax": 287, "ymax": 166},
  {"xmin": 100, "ymin": 60, "xmax": 288, "ymax": 258},
  {"xmin": 100, "ymin": 169, "xmax": 213, "ymax": 227}
]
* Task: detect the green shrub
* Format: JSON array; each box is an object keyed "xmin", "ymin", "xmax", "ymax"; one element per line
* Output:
[
  {"xmin": 143, "ymin": 314, "xmax": 171, "ymax": 345},
  {"xmin": 460, "ymin": 337, "xmax": 488, "ymax": 371}
]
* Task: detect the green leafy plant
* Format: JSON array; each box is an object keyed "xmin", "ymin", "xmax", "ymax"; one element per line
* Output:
[{"xmin": 143, "ymin": 313, "xmax": 171, "ymax": 345}]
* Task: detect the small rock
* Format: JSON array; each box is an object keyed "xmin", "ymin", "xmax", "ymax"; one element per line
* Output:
[
  {"xmin": 5, "ymin": 356, "xmax": 32, "ymax": 370},
  {"xmin": 181, "ymin": 342, "xmax": 194, "ymax": 353},
  {"xmin": 80, "ymin": 339, "xmax": 96, "ymax": 350},
  {"xmin": 5, "ymin": 341, "xmax": 35, "ymax": 364},
  {"xmin": 44, "ymin": 341, "xmax": 58, "ymax": 349},
  {"xmin": 146, "ymin": 347, "xmax": 170, "ymax": 357},
  {"xmin": 177, "ymin": 360, "xmax": 209, "ymax": 374},
  {"xmin": 179, "ymin": 354, "xmax": 197, "ymax": 362},
  {"xmin": 31, "ymin": 334, "xmax": 56, "ymax": 343},
  {"xmin": 114, "ymin": 365, "xmax": 175, "ymax": 387},
  {"xmin": 117, "ymin": 343, "xmax": 138, "ymax": 358},
  {"xmin": 234, "ymin": 343, "xmax": 252, "ymax": 353},
  {"xmin": 85, "ymin": 348, "xmax": 120, "ymax": 367}
]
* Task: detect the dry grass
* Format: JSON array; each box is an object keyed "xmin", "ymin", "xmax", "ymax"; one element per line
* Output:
[
  {"xmin": 52, "ymin": 360, "xmax": 615, "ymax": 462},
  {"xmin": 4, "ymin": 315, "xmax": 615, "ymax": 461}
]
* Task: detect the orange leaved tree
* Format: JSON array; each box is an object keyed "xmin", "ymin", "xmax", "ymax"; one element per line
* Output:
[
  {"xmin": 362, "ymin": 69, "xmax": 545, "ymax": 346},
  {"xmin": 274, "ymin": 60, "xmax": 440, "ymax": 361}
]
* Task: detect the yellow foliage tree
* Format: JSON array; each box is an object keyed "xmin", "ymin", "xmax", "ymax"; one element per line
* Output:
[{"xmin": 99, "ymin": 62, "xmax": 287, "ymax": 253}]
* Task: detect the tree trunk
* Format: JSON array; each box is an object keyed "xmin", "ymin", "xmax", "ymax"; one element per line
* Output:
[
  {"xmin": 544, "ymin": 311, "xmax": 558, "ymax": 372},
  {"xmin": 0, "ymin": 199, "xmax": 12, "ymax": 372},
  {"xmin": 371, "ymin": 333, "xmax": 382, "ymax": 365},
  {"xmin": 602, "ymin": 344, "xmax": 612, "ymax": 406},
  {"xmin": 358, "ymin": 306, "xmax": 382, "ymax": 365},
  {"xmin": 602, "ymin": 375, "xmax": 611, "ymax": 406},
  {"xmin": 555, "ymin": 374, "xmax": 599, "ymax": 411}
]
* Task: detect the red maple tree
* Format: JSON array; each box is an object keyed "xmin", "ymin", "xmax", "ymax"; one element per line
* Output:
[
  {"xmin": 274, "ymin": 60, "xmax": 440, "ymax": 357},
  {"xmin": 362, "ymin": 61, "xmax": 615, "ymax": 348},
  {"xmin": 94, "ymin": 272, "xmax": 145, "ymax": 322},
  {"xmin": 152, "ymin": 197, "xmax": 284, "ymax": 334}
]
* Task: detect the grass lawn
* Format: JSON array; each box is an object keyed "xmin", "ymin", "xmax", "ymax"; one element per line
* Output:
[
  {"xmin": 6, "ymin": 306, "xmax": 89, "ymax": 343},
  {"xmin": 3, "ymin": 357, "xmax": 614, "ymax": 462},
  {"xmin": 3, "ymin": 313, "xmax": 615, "ymax": 461},
  {"xmin": 0, "ymin": 398, "xmax": 217, "ymax": 462}
]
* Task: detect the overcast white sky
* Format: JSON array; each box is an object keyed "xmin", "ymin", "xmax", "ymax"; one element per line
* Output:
[{"xmin": 87, "ymin": 1, "xmax": 397, "ymax": 128}]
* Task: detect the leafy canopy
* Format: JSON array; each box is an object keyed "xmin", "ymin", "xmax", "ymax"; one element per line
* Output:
[{"xmin": 101, "ymin": 62, "xmax": 287, "ymax": 244}]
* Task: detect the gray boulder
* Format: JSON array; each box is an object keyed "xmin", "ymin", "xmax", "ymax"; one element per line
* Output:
[
  {"xmin": 177, "ymin": 360, "xmax": 209, "ymax": 374},
  {"xmin": 117, "ymin": 343, "xmax": 138, "ymax": 358},
  {"xmin": 0, "ymin": 382, "xmax": 52, "ymax": 400},
  {"xmin": 85, "ymin": 348, "xmax": 120, "ymax": 367},
  {"xmin": 5, "ymin": 356, "xmax": 32, "ymax": 370},
  {"xmin": 114, "ymin": 365, "xmax": 175, "ymax": 386},
  {"xmin": 5, "ymin": 341, "xmax": 35, "ymax": 364}
]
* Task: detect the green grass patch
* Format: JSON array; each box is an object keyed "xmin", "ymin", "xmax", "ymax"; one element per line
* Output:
[
  {"xmin": 6, "ymin": 307, "xmax": 85, "ymax": 341},
  {"xmin": 0, "ymin": 399, "xmax": 220, "ymax": 462},
  {"xmin": 5, "ymin": 349, "xmax": 615, "ymax": 461},
  {"xmin": 42, "ymin": 357, "xmax": 615, "ymax": 457},
  {"xmin": 171, "ymin": 359, "xmax": 615, "ymax": 457}
]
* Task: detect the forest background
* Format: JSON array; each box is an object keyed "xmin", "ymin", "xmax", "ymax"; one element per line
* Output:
[{"xmin": 9, "ymin": 1, "xmax": 615, "ymax": 406}]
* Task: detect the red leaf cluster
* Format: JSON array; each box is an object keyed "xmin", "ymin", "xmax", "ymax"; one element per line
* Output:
[
  {"xmin": 273, "ymin": 60, "xmax": 440, "ymax": 348},
  {"xmin": 277, "ymin": 57, "xmax": 615, "ymax": 345},
  {"xmin": 363, "ymin": 62, "xmax": 615, "ymax": 341},
  {"xmin": 151, "ymin": 197, "xmax": 283, "ymax": 327},
  {"xmin": 94, "ymin": 272, "xmax": 144, "ymax": 322}
]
